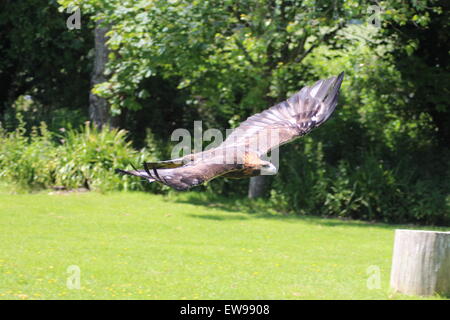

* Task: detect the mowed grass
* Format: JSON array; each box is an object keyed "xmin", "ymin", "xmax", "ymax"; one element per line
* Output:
[{"xmin": 0, "ymin": 189, "xmax": 448, "ymax": 300}]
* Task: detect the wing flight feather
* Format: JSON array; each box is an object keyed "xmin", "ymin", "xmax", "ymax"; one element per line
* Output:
[{"xmin": 221, "ymin": 72, "xmax": 344, "ymax": 156}]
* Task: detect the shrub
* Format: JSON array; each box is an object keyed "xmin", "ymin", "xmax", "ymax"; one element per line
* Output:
[
  {"xmin": 270, "ymin": 140, "xmax": 450, "ymax": 226},
  {"xmin": 0, "ymin": 118, "xmax": 158, "ymax": 192},
  {"xmin": 0, "ymin": 115, "xmax": 57, "ymax": 190}
]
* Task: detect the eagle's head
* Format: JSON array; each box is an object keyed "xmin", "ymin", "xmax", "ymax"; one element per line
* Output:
[{"xmin": 260, "ymin": 161, "xmax": 278, "ymax": 176}]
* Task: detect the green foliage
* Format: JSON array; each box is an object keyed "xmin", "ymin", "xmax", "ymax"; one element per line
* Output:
[
  {"xmin": 4, "ymin": 95, "xmax": 88, "ymax": 133},
  {"xmin": 0, "ymin": 0, "xmax": 92, "ymax": 121},
  {"xmin": 0, "ymin": 117, "xmax": 157, "ymax": 192},
  {"xmin": 0, "ymin": 115, "xmax": 57, "ymax": 190},
  {"xmin": 377, "ymin": 0, "xmax": 450, "ymax": 145},
  {"xmin": 53, "ymin": 123, "xmax": 146, "ymax": 191},
  {"xmin": 59, "ymin": 0, "xmax": 365, "ymax": 122},
  {"xmin": 271, "ymin": 141, "xmax": 449, "ymax": 225}
]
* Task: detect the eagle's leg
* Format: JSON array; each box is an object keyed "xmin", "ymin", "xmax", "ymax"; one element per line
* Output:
[
  {"xmin": 128, "ymin": 163, "xmax": 150, "ymax": 183},
  {"xmin": 143, "ymin": 162, "xmax": 171, "ymax": 186}
]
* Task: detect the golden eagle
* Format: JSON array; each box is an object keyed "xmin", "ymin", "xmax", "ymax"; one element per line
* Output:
[{"xmin": 116, "ymin": 72, "xmax": 344, "ymax": 191}]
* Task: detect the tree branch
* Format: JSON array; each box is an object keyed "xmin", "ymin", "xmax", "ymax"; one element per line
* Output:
[
  {"xmin": 294, "ymin": 22, "xmax": 346, "ymax": 64},
  {"xmin": 234, "ymin": 38, "xmax": 257, "ymax": 67}
]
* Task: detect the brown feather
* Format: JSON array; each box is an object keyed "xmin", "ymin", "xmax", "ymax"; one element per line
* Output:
[{"xmin": 220, "ymin": 72, "xmax": 344, "ymax": 156}]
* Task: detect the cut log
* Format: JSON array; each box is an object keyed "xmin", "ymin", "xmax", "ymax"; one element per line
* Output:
[{"xmin": 390, "ymin": 229, "xmax": 450, "ymax": 296}]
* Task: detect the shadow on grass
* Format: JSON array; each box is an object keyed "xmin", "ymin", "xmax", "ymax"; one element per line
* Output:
[
  {"xmin": 187, "ymin": 213, "xmax": 250, "ymax": 221},
  {"xmin": 170, "ymin": 192, "xmax": 391, "ymax": 228},
  {"xmin": 170, "ymin": 192, "xmax": 447, "ymax": 231}
]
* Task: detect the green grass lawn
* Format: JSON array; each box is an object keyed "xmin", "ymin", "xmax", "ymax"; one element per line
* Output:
[{"xmin": 0, "ymin": 188, "xmax": 448, "ymax": 300}]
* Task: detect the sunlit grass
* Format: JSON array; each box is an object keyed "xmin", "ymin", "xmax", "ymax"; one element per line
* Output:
[{"xmin": 0, "ymin": 189, "xmax": 448, "ymax": 300}]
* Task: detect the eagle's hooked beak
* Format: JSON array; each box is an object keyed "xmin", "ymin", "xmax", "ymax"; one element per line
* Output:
[{"xmin": 260, "ymin": 162, "xmax": 278, "ymax": 176}]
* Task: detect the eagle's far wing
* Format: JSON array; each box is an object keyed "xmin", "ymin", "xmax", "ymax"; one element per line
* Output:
[
  {"xmin": 117, "ymin": 159, "xmax": 234, "ymax": 191},
  {"xmin": 221, "ymin": 72, "xmax": 344, "ymax": 156}
]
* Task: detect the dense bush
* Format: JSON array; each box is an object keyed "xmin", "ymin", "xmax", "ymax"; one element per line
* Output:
[
  {"xmin": 0, "ymin": 117, "xmax": 157, "ymax": 192},
  {"xmin": 270, "ymin": 138, "xmax": 450, "ymax": 226}
]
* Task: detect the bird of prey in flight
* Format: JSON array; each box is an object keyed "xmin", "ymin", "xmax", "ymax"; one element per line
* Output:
[{"xmin": 116, "ymin": 72, "xmax": 344, "ymax": 191}]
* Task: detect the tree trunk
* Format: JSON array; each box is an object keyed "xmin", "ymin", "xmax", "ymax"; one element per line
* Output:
[
  {"xmin": 248, "ymin": 175, "xmax": 269, "ymax": 199},
  {"xmin": 390, "ymin": 229, "xmax": 450, "ymax": 296},
  {"xmin": 247, "ymin": 91, "xmax": 277, "ymax": 199},
  {"xmin": 89, "ymin": 20, "xmax": 112, "ymax": 127}
]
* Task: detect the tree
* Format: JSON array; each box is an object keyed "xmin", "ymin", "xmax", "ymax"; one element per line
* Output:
[
  {"xmin": 89, "ymin": 20, "xmax": 114, "ymax": 127},
  {"xmin": 376, "ymin": 0, "xmax": 450, "ymax": 147},
  {"xmin": 0, "ymin": 0, "xmax": 92, "ymax": 127}
]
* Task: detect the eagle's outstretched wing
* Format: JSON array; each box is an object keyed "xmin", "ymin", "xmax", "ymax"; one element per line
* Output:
[{"xmin": 221, "ymin": 72, "xmax": 344, "ymax": 156}]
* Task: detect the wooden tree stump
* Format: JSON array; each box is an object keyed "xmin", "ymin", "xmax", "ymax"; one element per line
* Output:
[{"xmin": 390, "ymin": 229, "xmax": 450, "ymax": 296}]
